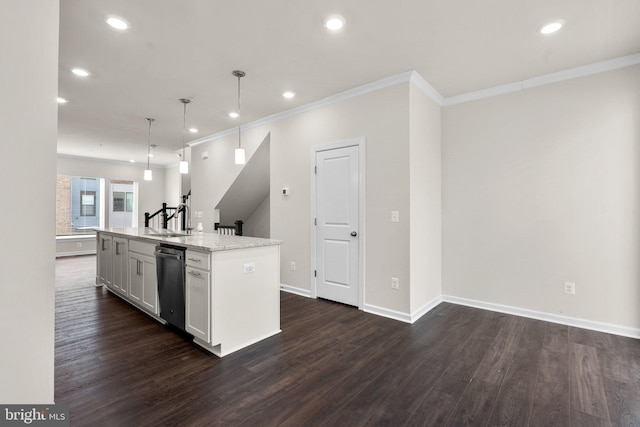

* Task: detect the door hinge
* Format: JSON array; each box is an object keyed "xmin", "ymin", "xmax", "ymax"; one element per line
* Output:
[
  {"xmin": 314, "ymin": 270, "xmax": 317, "ymax": 277},
  {"xmin": 314, "ymin": 218, "xmax": 317, "ymax": 226},
  {"xmin": 314, "ymin": 166, "xmax": 317, "ymax": 174}
]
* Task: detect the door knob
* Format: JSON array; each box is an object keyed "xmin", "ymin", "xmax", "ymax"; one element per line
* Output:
[{"xmin": 350, "ymin": 231, "xmax": 357, "ymax": 237}]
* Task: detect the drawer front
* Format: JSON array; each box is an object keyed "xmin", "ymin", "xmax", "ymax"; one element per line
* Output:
[
  {"xmin": 186, "ymin": 250, "xmax": 210, "ymax": 270},
  {"xmin": 128, "ymin": 239, "xmax": 156, "ymax": 257}
]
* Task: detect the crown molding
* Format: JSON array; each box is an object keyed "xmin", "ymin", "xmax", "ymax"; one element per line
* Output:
[
  {"xmin": 410, "ymin": 71, "xmax": 444, "ymax": 105},
  {"xmin": 189, "ymin": 53, "xmax": 640, "ymax": 147},
  {"xmin": 56, "ymin": 153, "xmax": 178, "ymax": 169},
  {"xmin": 443, "ymin": 53, "xmax": 640, "ymax": 106},
  {"xmin": 190, "ymin": 70, "xmax": 444, "ymax": 147}
]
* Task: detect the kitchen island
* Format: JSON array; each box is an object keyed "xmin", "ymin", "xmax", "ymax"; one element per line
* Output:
[{"xmin": 95, "ymin": 228, "xmax": 282, "ymax": 357}]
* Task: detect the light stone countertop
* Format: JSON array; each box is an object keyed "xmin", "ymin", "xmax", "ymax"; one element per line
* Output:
[{"xmin": 97, "ymin": 228, "xmax": 282, "ymax": 252}]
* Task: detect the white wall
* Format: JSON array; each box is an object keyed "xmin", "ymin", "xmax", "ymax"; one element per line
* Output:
[
  {"xmin": 164, "ymin": 165, "xmax": 182, "ymax": 208},
  {"xmin": 243, "ymin": 195, "xmax": 270, "ymax": 238},
  {"xmin": 192, "ymin": 83, "xmax": 413, "ymax": 314},
  {"xmin": 57, "ymin": 156, "xmax": 166, "ymax": 228},
  {"xmin": 0, "ymin": 0, "xmax": 58, "ymax": 403},
  {"xmin": 409, "ymin": 84, "xmax": 442, "ymax": 314},
  {"xmin": 442, "ymin": 65, "xmax": 640, "ymax": 330},
  {"xmin": 56, "ymin": 237, "xmax": 97, "ymax": 257}
]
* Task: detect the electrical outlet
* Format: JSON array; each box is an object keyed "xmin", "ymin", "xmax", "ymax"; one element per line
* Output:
[
  {"xmin": 391, "ymin": 211, "xmax": 400, "ymax": 223},
  {"xmin": 243, "ymin": 263, "xmax": 256, "ymax": 274},
  {"xmin": 391, "ymin": 277, "xmax": 400, "ymax": 290},
  {"xmin": 290, "ymin": 261, "xmax": 296, "ymax": 271},
  {"xmin": 76, "ymin": 242, "xmax": 82, "ymax": 248},
  {"xmin": 564, "ymin": 282, "xmax": 575, "ymax": 295}
]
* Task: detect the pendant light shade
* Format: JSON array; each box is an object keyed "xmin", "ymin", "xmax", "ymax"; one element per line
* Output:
[
  {"xmin": 179, "ymin": 98, "xmax": 191, "ymax": 174},
  {"xmin": 235, "ymin": 148, "xmax": 245, "ymax": 164},
  {"xmin": 233, "ymin": 70, "xmax": 246, "ymax": 165},
  {"xmin": 179, "ymin": 159, "xmax": 189, "ymax": 174},
  {"xmin": 144, "ymin": 118, "xmax": 154, "ymax": 181}
]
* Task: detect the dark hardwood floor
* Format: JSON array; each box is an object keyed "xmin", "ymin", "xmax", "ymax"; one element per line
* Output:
[{"xmin": 55, "ymin": 255, "xmax": 640, "ymax": 426}]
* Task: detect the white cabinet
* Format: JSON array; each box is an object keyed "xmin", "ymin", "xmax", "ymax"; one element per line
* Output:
[
  {"xmin": 97, "ymin": 233, "xmax": 113, "ymax": 286},
  {"xmin": 95, "ymin": 230, "xmax": 281, "ymax": 357},
  {"xmin": 129, "ymin": 254, "xmax": 143, "ymax": 304},
  {"xmin": 128, "ymin": 240, "xmax": 158, "ymax": 315},
  {"xmin": 186, "ymin": 250, "xmax": 211, "ymax": 343},
  {"xmin": 112, "ymin": 237, "xmax": 129, "ymax": 296}
]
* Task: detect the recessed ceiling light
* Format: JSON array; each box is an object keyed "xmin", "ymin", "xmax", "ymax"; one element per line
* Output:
[
  {"xmin": 324, "ymin": 16, "xmax": 345, "ymax": 31},
  {"xmin": 539, "ymin": 20, "xmax": 565, "ymax": 35},
  {"xmin": 56, "ymin": 97, "xmax": 68, "ymax": 104},
  {"xmin": 188, "ymin": 128, "xmax": 198, "ymax": 134},
  {"xmin": 106, "ymin": 16, "xmax": 129, "ymax": 30},
  {"xmin": 71, "ymin": 68, "xmax": 90, "ymax": 77},
  {"xmin": 282, "ymin": 91, "xmax": 296, "ymax": 99},
  {"xmin": 129, "ymin": 159, "xmax": 135, "ymax": 163},
  {"xmin": 229, "ymin": 112, "xmax": 239, "ymax": 118},
  {"xmin": 148, "ymin": 153, "xmax": 154, "ymax": 158}
]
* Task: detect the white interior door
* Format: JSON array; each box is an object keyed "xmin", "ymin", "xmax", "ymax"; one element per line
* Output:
[{"xmin": 315, "ymin": 145, "xmax": 360, "ymax": 306}]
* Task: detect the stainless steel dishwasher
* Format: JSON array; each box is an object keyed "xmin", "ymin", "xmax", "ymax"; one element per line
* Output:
[{"xmin": 154, "ymin": 244, "xmax": 186, "ymax": 331}]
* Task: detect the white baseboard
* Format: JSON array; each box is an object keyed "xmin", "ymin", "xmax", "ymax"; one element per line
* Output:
[
  {"xmin": 363, "ymin": 304, "xmax": 412, "ymax": 323},
  {"xmin": 56, "ymin": 249, "xmax": 97, "ymax": 258},
  {"xmin": 364, "ymin": 294, "xmax": 443, "ymax": 324},
  {"xmin": 278, "ymin": 285, "xmax": 640, "ymax": 339},
  {"xmin": 280, "ymin": 284, "xmax": 311, "ymax": 298},
  {"xmin": 442, "ymin": 295, "xmax": 640, "ymax": 339},
  {"xmin": 410, "ymin": 295, "xmax": 443, "ymax": 323}
]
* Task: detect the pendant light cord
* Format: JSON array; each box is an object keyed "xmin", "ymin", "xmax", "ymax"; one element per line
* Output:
[
  {"xmin": 146, "ymin": 118, "xmax": 153, "ymax": 170},
  {"xmin": 182, "ymin": 101, "xmax": 187, "ymax": 158},
  {"xmin": 237, "ymin": 73, "xmax": 242, "ymax": 150}
]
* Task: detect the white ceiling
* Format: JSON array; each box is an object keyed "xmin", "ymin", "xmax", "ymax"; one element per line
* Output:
[{"xmin": 57, "ymin": 0, "xmax": 640, "ymax": 166}]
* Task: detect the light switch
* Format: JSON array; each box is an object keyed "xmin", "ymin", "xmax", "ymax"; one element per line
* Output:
[
  {"xmin": 391, "ymin": 211, "xmax": 400, "ymax": 223},
  {"xmin": 243, "ymin": 263, "xmax": 256, "ymax": 274}
]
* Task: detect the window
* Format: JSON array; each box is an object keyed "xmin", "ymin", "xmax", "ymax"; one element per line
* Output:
[
  {"xmin": 113, "ymin": 192, "xmax": 125, "ymax": 212},
  {"xmin": 56, "ymin": 175, "xmax": 104, "ymax": 236},
  {"xmin": 125, "ymin": 192, "xmax": 134, "ymax": 212},
  {"xmin": 80, "ymin": 191, "xmax": 96, "ymax": 216},
  {"xmin": 112, "ymin": 191, "xmax": 133, "ymax": 212}
]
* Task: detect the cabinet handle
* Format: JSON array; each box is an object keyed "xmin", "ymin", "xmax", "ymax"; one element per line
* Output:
[
  {"xmin": 115, "ymin": 242, "xmax": 120, "ymax": 255},
  {"xmin": 101, "ymin": 239, "xmax": 106, "ymax": 251},
  {"xmin": 188, "ymin": 270, "xmax": 202, "ymax": 277},
  {"xmin": 187, "ymin": 258, "xmax": 201, "ymax": 263},
  {"xmin": 137, "ymin": 260, "xmax": 142, "ymax": 276}
]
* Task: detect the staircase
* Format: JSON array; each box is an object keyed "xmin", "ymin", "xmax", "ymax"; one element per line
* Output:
[{"xmin": 216, "ymin": 133, "xmax": 270, "ymax": 237}]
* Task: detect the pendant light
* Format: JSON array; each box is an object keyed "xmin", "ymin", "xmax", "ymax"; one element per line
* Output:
[
  {"xmin": 179, "ymin": 98, "xmax": 191, "ymax": 174},
  {"xmin": 144, "ymin": 118, "xmax": 154, "ymax": 181},
  {"xmin": 233, "ymin": 70, "xmax": 246, "ymax": 165}
]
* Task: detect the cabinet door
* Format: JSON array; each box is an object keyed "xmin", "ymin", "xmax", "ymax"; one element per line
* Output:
[
  {"xmin": 141, "ymin": 255, "xmax": 158, "ymax": 315},
  {"xmin": 98, "ymin": 235, "xmax": 113, "ymax": 286},
  {"xmin": 112, "ymin": 238, "xmax": 128, "ymax": 295},
  {"xmin": 186, "ymin": 267, "xmax": 210, "ymax": 342},
  {"xmin": 129, "ymin": 254, "xmax": 143, "ymax": 305}
]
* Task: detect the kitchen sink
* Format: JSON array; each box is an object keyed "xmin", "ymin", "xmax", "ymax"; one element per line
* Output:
[{"xmin": 147, "ymin": 232, "xmax": 189, "ymax": 238}]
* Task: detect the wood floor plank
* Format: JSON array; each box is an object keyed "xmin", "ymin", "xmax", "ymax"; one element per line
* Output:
[
  {"xmin": 405, "ymin": 311, "xmax": 506, "ymax": 426},
  {"xmin": 359, "ymin": 308, "xmax": 487, "ymax": 426},
  {"xmin": 486, "ymin": 319, "xmax": 547, "ymax": 426},
  {"xmin": 317, "ymin": 307, "xmax": 457, "ymax": 427},
  {"xmin": 527, "ymin": 323, "xmax": 570, "ymax": 427},
  {"xmin": 570, "ymin": 342, "xmax": 611, "ymax": 422},
  {"xmin": 443, "ymin": 315, "xmax": 526, "ymax": 426},
  {"xmin": 53, "ymin": 256, "xmax": 639, "ymax": 426},
  {"xmin": 571, "ymin": 409, "xmax": 612, "ymax": 427}
]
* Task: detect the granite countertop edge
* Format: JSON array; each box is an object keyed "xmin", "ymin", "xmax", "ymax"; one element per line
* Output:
[{"xmin": 97, "ymin": 228, "xmax": 282, "ymax": 252}]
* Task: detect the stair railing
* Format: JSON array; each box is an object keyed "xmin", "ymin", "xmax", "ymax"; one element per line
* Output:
[{"xmin": 214, "ymin": 220, "xmax": 243, "ymax": 236}]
